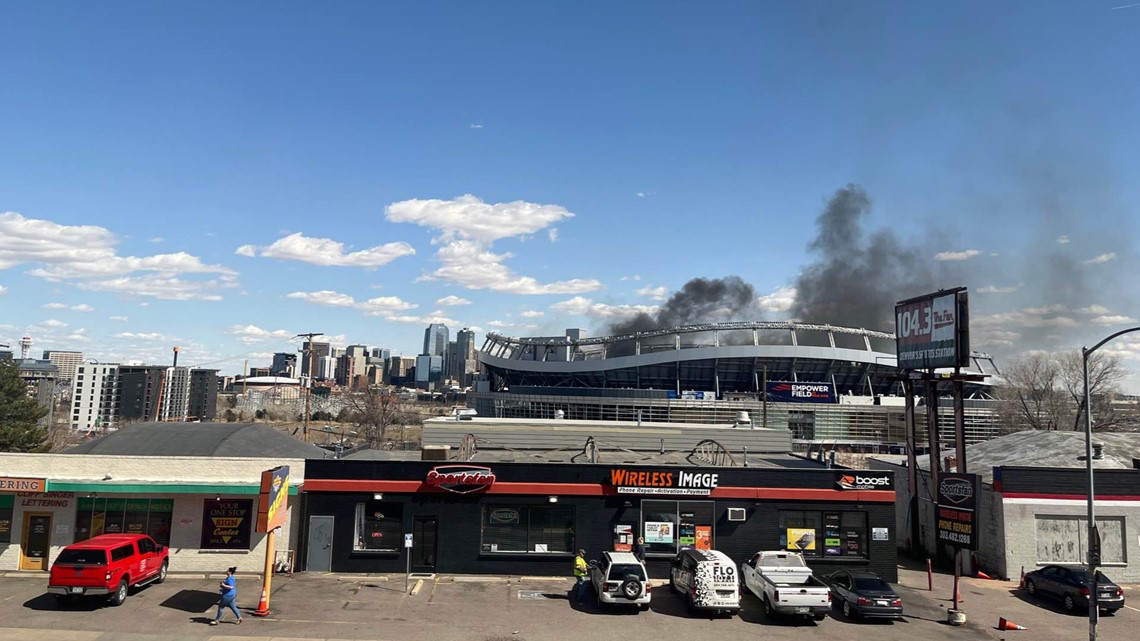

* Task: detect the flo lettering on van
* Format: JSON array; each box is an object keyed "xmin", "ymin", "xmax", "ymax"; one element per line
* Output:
[{"xmin": 609, "ymin": 469, "xmax": 718, "ymax": 495}]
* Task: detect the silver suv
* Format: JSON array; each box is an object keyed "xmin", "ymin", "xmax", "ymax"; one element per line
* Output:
[{"xmin": 590, "ymin": 551, "xmax": 651, "ymax": 610}]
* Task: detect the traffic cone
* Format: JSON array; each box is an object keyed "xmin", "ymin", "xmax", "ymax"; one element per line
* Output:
[
  {"xmin": 998, "ymin": 617, "xmax": 1027, "ymax": 631},
  {"xmin": 251, "ymin": 586, "xmax": 271, "ymax": 617},
  {"xmin": 977, "ymin": 570, "xmax": 994, "ymax": 580}
]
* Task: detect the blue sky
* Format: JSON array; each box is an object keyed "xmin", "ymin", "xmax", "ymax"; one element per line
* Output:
[{"xmin": 2, "ymin": 1, "xmax": 1140, "ymax": 383}]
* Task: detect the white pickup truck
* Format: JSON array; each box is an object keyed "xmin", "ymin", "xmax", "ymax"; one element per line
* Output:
[{"xmin": 741, "ymin": 551, "xmax": 831, "ymax": 620}]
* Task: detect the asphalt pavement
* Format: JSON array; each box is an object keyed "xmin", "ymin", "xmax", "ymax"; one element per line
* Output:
[{"xmin": 0, "ymin": 562, "xmax": 1135, "ymax": 641}]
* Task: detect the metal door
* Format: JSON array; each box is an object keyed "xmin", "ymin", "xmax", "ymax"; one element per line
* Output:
[
  {"xmin": 412, "ymin": 516, "xmax": 438, "ymax": 572},
  {"xmin": 307, "ymin": 515, "xmax": 334, "ymax": 572},
  {"xmin": 20, "ymin": 513, "xmax": 52, "ymax": 571}
]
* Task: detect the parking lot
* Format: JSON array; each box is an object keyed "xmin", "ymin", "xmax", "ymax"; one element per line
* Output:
[{"xmin": 0, "ymin": 566, "xmax": 1136, "ymax": 641}]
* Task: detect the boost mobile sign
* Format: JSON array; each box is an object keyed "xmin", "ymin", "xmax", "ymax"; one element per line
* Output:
[{"xmin": 894, "ymin": 288, "xmax": 970, "ymax": 370}]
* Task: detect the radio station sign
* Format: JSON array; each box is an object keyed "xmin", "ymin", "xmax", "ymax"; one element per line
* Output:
[
  {"xmin": 894, "ymin": 288, "xmax": 970, "ymax": 370},
  {"xmin": 936, "ymin": 473, "xmax": 978, "ymax": 550},
  {"xmin": 609, "ymin": 469, "xmax": 719, "ymax": 495},
  {"xmin": 766, "ymin": 382, "xmax": 835, "ymax": 403}
]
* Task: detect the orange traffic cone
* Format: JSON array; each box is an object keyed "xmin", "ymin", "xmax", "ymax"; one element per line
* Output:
[
  {"xmin": 998, "ymin": 617, "xmax": 1027, "ymax": 631},
  {"xmin": 251, "ymin": 586, "xmax": 271, "ymax": 617},
  {"xmin": 977, "ymin": 570, "xmax": 994, "ymax": 580}
]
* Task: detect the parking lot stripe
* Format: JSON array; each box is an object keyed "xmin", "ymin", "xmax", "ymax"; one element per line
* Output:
[{"xmin": 1124, "ymin": 604, "xmax": 1140, "ymax": 613}]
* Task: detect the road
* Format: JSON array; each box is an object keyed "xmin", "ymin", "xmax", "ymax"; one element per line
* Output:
[{"xmin": 0, "ymin": 566, "xmax": 1134, "ymax": 641}]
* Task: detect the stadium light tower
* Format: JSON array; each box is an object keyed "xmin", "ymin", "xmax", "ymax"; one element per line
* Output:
[{"xmin": 1081, "ymin": 325, "xmax": 1140, "ymax": 641}]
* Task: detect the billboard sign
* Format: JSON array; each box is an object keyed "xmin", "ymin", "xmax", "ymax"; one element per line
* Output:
[
  {"xmin": 936, "ymin": 472, "xmax": 978, "ymax": 550},
  {"xmin": 894, "ymin": 288, "xmax": 970, "ymax": 370},
  {"xmin": 766, "ymin": 382, "xmax": 835, "ymax": 403},
  {"xmin": 256, "ymin": 465, "xmax": 290, "ymax": 533}
]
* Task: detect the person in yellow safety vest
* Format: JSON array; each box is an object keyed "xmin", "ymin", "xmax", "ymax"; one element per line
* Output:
[{"xmin": 573, "ymin": 548, "xmax": 589, "ymax": 601}]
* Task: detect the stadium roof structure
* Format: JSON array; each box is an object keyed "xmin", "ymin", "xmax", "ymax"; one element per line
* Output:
[
  {"xmin": 66, "ymin": 421, "xmax": 330, "ymax": 458},
  {"xmin": 480, "ymin": 321, "xmax": 996, "ymax": 397}
]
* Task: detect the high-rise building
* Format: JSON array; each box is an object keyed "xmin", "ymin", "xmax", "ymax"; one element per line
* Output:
[
  {"xmin": 300, "ymin": 341, "xmax": 331, "ymax": 377},
  {"xmin": 271, "ymin": 352, "xmax": 297, "ymax": 377},
  {"xmin": 315, "ymin": 355, "xmax": 337, "ymax": 381},
  {"xmin": 115, "ymin": 365, "xmax": 165, "ymax": 422},
  {"xmin": 188, "ymin": 369, "xmax": 219, "ymax": 421},
  {"xmin": 423, "ymin": 324, "xmax": 449, "ymax": 357},
  {"xmin": 446, "ymin": 341, "xmax": 460, "ymax": 381},
  {"xmin": 346, "ymin": 345, "xmax": 368, "ymax": 379},
  {"xmin": 71, "ymin": 363, "xmax": 120, "ymax": 431},
  {"xmin": 43, "ymin": 350, "xmax": 83, "ymax": 383},
  {"xmin": 456, "ymin": 328, "xmax": 478, "ymax": 387},
  {"xmin": 414, "ymin": 354, "xmax": 443, "ymax": 389},
  {"xmin": 16, "ymin": 359, "xmax": 58, "ymax": 425}
]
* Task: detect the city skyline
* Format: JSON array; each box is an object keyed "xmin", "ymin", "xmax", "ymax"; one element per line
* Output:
[{"xmin": 3, "ymin": 3, "xmax": 1140, "ymax": 388}]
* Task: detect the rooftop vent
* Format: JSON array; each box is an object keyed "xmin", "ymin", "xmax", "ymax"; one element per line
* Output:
[
  {"xmin": 1093, "ymin": 442, "xmax": 1104, "ymax": 460},
  {"xmin": 734, "ymin": 411, "xmax": 752, "ymax": 428}
]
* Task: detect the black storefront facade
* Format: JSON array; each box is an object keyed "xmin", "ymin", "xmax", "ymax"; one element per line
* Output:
[{"xmin": 300, "ymin": 460, "xmax": 899, "ymax": 581}]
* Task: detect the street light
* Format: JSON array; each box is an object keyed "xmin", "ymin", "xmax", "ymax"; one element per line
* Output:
[{"xmin": 1082, "ymin": 326, "xmax": 1140, "ymax": 641}]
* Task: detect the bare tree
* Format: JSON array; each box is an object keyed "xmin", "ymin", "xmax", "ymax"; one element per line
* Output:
[
  {"xmin": 996, "ymin": 349, "xmax": 1127, "ymax": 433},
  {"xmin": 344, "ymin": 386, "xmax": 412, "ymax": 447}
]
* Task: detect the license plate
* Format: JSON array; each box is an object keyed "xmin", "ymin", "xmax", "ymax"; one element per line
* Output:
[
  {"xmin": 795, "ymin": 607, "xmax": 809, "ymax": 614},
  {"xmin": 70, "ymin": 587, "xmax": 83, "ymax": 594},
  {"xmin": 875, "ymin": 600, "xmax": 888, "ymax": 606}
]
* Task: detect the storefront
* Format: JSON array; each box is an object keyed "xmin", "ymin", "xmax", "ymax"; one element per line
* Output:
[{"xmin": 301, "ymin": 460, "xmax": 898, "ymax": 580}]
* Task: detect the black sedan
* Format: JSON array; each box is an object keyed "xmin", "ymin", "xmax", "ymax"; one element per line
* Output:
[
  {"xmin": 1024, "ymin": 566, "xmax": 1125, "ymax": 615},
  {"xmin": 822, "ymin": 570, "xmax": 903, "ymax": 620}
]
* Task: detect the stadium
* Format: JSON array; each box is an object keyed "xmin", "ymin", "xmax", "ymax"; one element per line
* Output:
[{"xmin": 471, "ymin": 321, "xmax": 1002, "ymax": 450}]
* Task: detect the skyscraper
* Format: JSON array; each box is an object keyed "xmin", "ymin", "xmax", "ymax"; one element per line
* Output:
[
  {"xmin": 423, "ymin": 324, "xmax": 449, "ymax": 357},
  {"xmin": 456, "ymin": 328, "xmax": 478, "ymax": 387},
  {"xmin": 43, "ymin": 350, "xmax": 83, "ymax": 383},
  {"xmin": 300, "ymin": 341, "xmax": 331, "ymax": 377}
]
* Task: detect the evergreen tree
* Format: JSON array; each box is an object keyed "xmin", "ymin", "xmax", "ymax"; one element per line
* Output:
[{"xmin": 0, "ymin": 362, "xmax": 50, "ymax": 452}]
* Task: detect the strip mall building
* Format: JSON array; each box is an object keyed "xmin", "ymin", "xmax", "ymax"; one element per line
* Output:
[{"xmin": 300, "ymin": 459, "xmax": 899, "ymax": 580}]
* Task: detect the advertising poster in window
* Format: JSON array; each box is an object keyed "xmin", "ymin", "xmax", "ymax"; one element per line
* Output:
[
  {"xmin": 645, "ymin": 521, "xmax": 674, "ymax": 544},
  {"xmin": 786, "ymin": 528, "xmax": 816, "ymax": 551},
  {"xmin": 695, "ymin": 526, "xmax": 711, "ymax": 550},
  {"xmin": 0, "ymin": 508, "xmax": 11, "ymax": 544},
  {"xmin": 823, "ymin": 513, "xmax": 841, "ymax": 555},
  {"xmin": 200, "ymin": 499, "xmax": 252, "ymax": 550}
]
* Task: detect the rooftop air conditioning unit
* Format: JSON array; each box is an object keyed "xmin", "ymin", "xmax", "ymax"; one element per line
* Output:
[{"xmin": 727, "ymin": 507, "xmax": 747, "ymax": 522}]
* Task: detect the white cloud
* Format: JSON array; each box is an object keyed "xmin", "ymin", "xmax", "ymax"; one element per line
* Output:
[
  {"xmin": 636, "ymin": 286, "xmax": 668, "ymax": 301},
  {"xmin": 115, "ymin": 331, "xmax": 170, "ymax": 341},
  {"xmin": 63, "ymin": 331, "xmax": 91, "ymax": 343},
  {"xmin": 1075, "ymin": 305, "xmax": 1110, "ymax": 314},
  {"xmin": 0, "ymin": 212, "xmax": 238, "ymax": 300},
  {"xmin": 550, "ymin": 296, "xmax": 658, "ymax": 318},
  {"xmin": 548, "ymin": 228, "xmax": 559, "ymax": 242},
  {"xmin": 237, "ymin": 232, "xmax": 415, "ymax": 268},
  {"xmin": 225, "ymin": 325, "xmax": 293, "ymax": 344},
  {"xmin": 43, "ymin": 302, "xmax": 94, "ymax": 311},
  {"xmin": 0, "ymin": 285, "xmax": 6, "ymax": 295},
  {"xmin": 109, "ymin": 315, "xmax": 129, "ymax": 322},
  {"xmin": 977, "ymin": 285, "xmax": 1019, "ymax": 294},
  {"xmin": 386, "ymin": 195, "xmax": 600, "ymax": 295},
  {"xmin": 756, "ymin": 286, "xmax": 797, "ymax": 313},
  {"xmin": 488, "ymin": 320, "xmax": 513, "ymax": 328},
  {"xmin": 384, "ymin": 313, "xmax": 461, "ymax": 326},
  {"xmin": 1056, "ymin": 235, "xmax": 1070, "ymax": 244},
  {"xmin": 436, "ymin": 295, "xmax": 471, "ymax": 306},
  {"xmin": 619, "ymin": 275, "xmax": 641, "ymax": 282},
  {"xmin": 1083, "ymin": 252, "xmax": 1117, "ymax": 264},
  {"xmin": 470, "ymin": 123, "xmax": 483, "ymax": 129},
  {"xmin": 149, "ymin": 237, "xmax": 164, "ymax": 243},
  {"xmin": 42, "ymin": 319, "xmax": 68, "ymax": 328},
  {"xmin": 1091, "ymin": 315, "xmax": 1138, "ymax": 325},
  {"xmin": 520, "ymin": 310, "xmax": 545, "ymax": 318},
  {"xmin": 973, "ymin": 308, "xmax": 1079, "ymax": 330},
  {"xmin": 286, "ymin": 290, "xmax": 418, "ymax": 317},
  {"xmin": 42, "ymin": 302, "xmax": 67, "ymax": 309},
  {"xmin": 934, "ymin": 249, "xmax": 981, "ymax": 261},
  {"xmin": 636, "ymin": 192, "xmax": 646, "ymax": 198}
]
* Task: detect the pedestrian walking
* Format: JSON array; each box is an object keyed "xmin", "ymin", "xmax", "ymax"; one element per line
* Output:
[
  {"xmin": 633, "ymin": 536, "xmax": 645, "ymax": 563},
  {"xmin": 210, "ymin": 566, "xmax": 243, "ymax": 625},
  {"xmin": 572, "ymin": 548, "xmax": 589, "ymax": 601}
]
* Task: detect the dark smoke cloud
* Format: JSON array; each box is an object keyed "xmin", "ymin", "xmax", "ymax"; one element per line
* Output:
[
  {"xmin": 606, "ymin": 276, "xmax": 757, "ymax": 336},
  {"xmin": 791, "ymin": 185, "xmax": 938, "ymax": 332}
]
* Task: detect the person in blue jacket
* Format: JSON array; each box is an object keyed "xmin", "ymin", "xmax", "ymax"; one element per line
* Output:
[{"xmin": 210, "ymin": 566, "xmax": 243, "ymax": 625}]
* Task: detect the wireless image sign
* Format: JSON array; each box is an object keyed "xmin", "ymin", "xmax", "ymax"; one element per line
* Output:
[
  {"xmin": 936, "ymin": 473, "xmax": 978, "ymax": 550},
  {"xmin": 424, "ymin": 465, "xmax": 496, "ymax": 494}
]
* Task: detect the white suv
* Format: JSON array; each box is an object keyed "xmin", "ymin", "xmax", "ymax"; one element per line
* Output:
[{"xmin": 590, "ymin": 551, "xmax": 651, "ymax": 610}]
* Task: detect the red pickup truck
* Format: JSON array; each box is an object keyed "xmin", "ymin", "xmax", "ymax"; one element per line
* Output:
[{"xmin": 48, "ymin": 534, "xmax": 169, "ymax": 606}]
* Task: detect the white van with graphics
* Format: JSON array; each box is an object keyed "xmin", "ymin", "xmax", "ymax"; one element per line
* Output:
[{"xmin": 669, "ymin": 548, "xmax": 741, "ymax": 615}]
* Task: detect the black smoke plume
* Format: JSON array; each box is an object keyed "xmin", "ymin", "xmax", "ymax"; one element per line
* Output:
[
  {"xmin": 606, "ymin": 276, "xmax": 757, "ymax": 336},
  {"xmin": 791, "ymin": 184, "xmax": 936, "ymax": 332}
]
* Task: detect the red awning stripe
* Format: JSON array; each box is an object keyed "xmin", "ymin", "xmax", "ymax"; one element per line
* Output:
[
  {"xmin": 1001, "ymin": 492, "xmax": 1140, "ymax": 501},
  {"xmin": 302, "ymin": 479, "xmax": 894, "ymax": 502}
]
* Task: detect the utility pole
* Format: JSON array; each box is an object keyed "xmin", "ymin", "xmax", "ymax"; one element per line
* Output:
[{"xmin": 294, "ymin": 333, "xmax": 324, "ymax": 444}]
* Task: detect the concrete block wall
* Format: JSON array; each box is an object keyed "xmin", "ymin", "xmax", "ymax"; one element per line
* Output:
[{"xmin": 1002, "ymin": 500, "xmax": 1140, "ymax": 583}]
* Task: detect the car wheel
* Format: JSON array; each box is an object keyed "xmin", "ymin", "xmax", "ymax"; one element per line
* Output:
[
  {"xmin": 1102, "ymin": 609, "xmax": 1117, "ymax": 617},
  {"xmin": 640, "ymin": 603, "xmax": 650, "ymax": 612},
  {"xmin": 1026, "ymin": 579, "xmax": 1037, "ymax": 596},
  {"xmin": 669, "ymin": 575, "xmax": 677, "ymax": 594},
  {"xmin": 156, "ymin": 560, "xmax": 168, "ymax": 584},
  {"xmin": 814, "ymin": 613, "xmax": 827, "ymax": 622},
  {"xmin": 763, "ymin": 596, "xmax": 774, "ymax": 618},
  {"xmin": 1064, "ymin": 594, "xmax": 1076, "ymax": 612},
  {"xmin": 843, "ymin": 599, "xmax": 855, "ymax": 619},
  {"xmin": 110, "ymin": 579, "xmax": 128, "ymax": 606}
]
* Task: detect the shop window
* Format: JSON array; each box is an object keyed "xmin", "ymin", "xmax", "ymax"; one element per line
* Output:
[
  {"xmin": 779, "ymin": 510, "xmax": 868, "ymax": 559},
  {"xmin": 641, "ymin": 500, "xmax": 715, "ymax": 556},
  {"xmin": 75, "ymin": 498, "xmax": 173, "ymax": 546},
  {"xmin": 481, "ymin": 505, "xmax": 575, "ymax": 553},
  {"xmin": 354, "ymin": 501, "xmax": 403, "ymax": 552}
]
